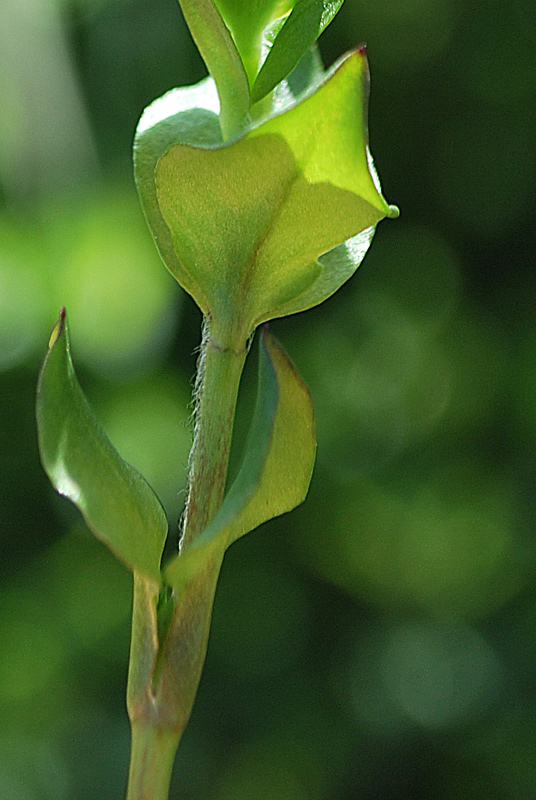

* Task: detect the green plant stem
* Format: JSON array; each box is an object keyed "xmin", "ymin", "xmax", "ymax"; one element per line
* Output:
[
  {"xmin": 126, "ymin": 722, "xmax": 180, "ymax": 800},
  {"xmin": 181, "ymin": 323, "xmax": 248, "ymax": 548},
  {"xmin": 125, "ymin": 324, "xmax": 247, "ymax": 800},
  {"xmin": 177, "ymin": 0, "xmax": 250, "ymax": 140}
]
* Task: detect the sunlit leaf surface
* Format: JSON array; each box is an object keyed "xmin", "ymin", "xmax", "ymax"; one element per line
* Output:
[
  {"xmin": 153, "ymin": 50, "xmax": 398, "ymax": 341},
  {"xmin": 213, "ymin": 0, "xmax": 295, "ymax": 82}
]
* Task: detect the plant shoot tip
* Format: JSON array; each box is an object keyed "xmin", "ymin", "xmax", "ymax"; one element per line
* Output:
[{"xmin": 48, "ymin": 308, "xmax": 66, "ymax": 348}]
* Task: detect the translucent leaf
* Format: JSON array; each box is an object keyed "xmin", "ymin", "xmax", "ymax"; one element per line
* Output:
[
  {"xmin": 275, "ymin": 42, "xmax": 325, "ymax": 104},
  {"xmin": 213, "ymin": 0, "xmax": 295, "ymax": 82},
  {"xmin": 165, "ymin": 327, "xmax": 315, "ymax": 595},
  {"xmin": 251, "ymin": 0, "xmax": 344, "ymax": 104},
  {"xmin": 155, "ymin": 49, "xmax": 398, "ymax": 341},
  {"xmin": 36, "ymin": 309, "xmax": 168, "ymax": 582}
]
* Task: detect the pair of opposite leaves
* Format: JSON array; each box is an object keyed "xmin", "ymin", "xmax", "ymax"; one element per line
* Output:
[
  {"xmin": 135, "ymin": 47, "xmax": 397, "ymax": 344},
  {"xmin": 37, "ymin": 312, "xmax": 315, "ymax": 598},
  {"xmin": 37, "ymin": 44, "xmax": 397, "ymax": 596}
]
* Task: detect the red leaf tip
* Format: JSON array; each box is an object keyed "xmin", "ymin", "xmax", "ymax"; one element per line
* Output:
[{"xmin": 48, "ymin": 307, "xmax": 67, "ymax": 349}]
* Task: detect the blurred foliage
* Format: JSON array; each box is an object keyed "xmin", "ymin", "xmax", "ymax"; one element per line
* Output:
[{"xmin": 1, "ymin": 0, "xmax": 535, "ymax": 797}]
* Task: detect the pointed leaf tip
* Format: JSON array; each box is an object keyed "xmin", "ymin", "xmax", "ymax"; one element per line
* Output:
[
  {"xmin": 37, "ymin": 311, "xmax": 168, "ymax": 581},
  {"xmin": 48, "ymin": 307, "xmax": 66, "ymax": 349}
]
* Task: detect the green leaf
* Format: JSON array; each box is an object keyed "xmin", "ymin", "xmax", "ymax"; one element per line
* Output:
[
  {"xmin": 251, "ymin": 0, "xmax": 343, "ymax": 104},
  {"xmin": 213, "ymin": 0, "xmax": 295, "ymax": 83},
  {"xmin": 36, "ymin": 309, "xmax": 168, "ymax": 582},
  {"xmin": 280, "ymin": 41, "xmax": 325, "ymax": 102},
  {"xmin": 165, "ymin": 326, "xmax": 315, "ymax": 595},
  {"xmin": 134, "ymin": 77, "xmax": 223, "ymax": 312},
  {"xmin": 155, "ymin": 49, "xmax": 398, "ymax": 343}
]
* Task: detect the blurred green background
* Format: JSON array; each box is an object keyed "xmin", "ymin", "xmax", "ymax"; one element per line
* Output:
[{"xmin": 1, "ymin": 0, "xmax": 535, "ymax": 797}]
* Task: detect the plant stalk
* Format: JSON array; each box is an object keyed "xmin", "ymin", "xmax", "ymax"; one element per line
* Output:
[
  {"xmin": 126, "ymin": 321, "xmax": 247, "ymax": 800},
  {"xmin": 126, "ymin": 723, "xmax": 180, "ymax": 800},
  {"xmin": 177, "ymin": 0, "xmax": 250, "ymax": 140},
  {"xmin": 181, "ymin": 322, "xmax": 248, "ymax": 549}
]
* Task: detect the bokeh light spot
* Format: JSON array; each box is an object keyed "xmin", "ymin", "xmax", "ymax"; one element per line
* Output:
[
  {"xmin": 297, "ymin": 461, "xmax": 521, "ymax": 619},
  {"xmin": 94, "ymin": 371, "xmax": 191, "ymax": 520},
  {"xmin": 44, "ymin": 188, "xmax": 180, "ymax": 377},
  {"xmin": 293, "ymin": 292, "xmax": 454, "ymax": 475},
  {"xmin": 381, "ymin": 622, "xmax": 501, "ymax": 728},
  {"xmin": 345, "ymin": 621, "xmax": 501, "ymax": 734},
  {"xmin": 356, "ymin": 224, "xmax": 462, "ymax": 332},
  {"xmin": 437, "ymin": 310, "xmax": 505, "ymax": 433}
]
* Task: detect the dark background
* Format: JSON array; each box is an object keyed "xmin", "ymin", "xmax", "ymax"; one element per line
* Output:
[{"xmin": 1, "ymin": 0, "xmax": 535, "ymax": 797}]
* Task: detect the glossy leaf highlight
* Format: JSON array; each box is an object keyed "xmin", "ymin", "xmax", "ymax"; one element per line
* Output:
[
  {"xmin": 134, "ymin": 78, "xmax": 222, "ymax": 313},
  {"xmin": 36, "ymin": 309, "xmax": 168, "ymax": 582}
]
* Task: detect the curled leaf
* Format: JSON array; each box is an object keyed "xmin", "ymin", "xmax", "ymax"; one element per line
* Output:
[
  {"xmin": 165, "ymin": 326, "xmax": 315, "ymax": 594},
  {"xmin": 134, "ymin": 77, "xmax": 222, "ymax": 310},
  {"xmin": 213, "ymin": 0, "xmax": 295, "ymax": 83},
  {"xmin": 36, "ymin": 309, "xmax": 168, "ymax": 582}
]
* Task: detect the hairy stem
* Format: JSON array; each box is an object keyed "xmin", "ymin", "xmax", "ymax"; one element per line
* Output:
[
  {"xmin": 125, "ymin": 321, "xmax": 247, "ymax": 800},
  {"xmin": 181, "ymin": 321, "xmax": 248, "ymax": 549}
]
